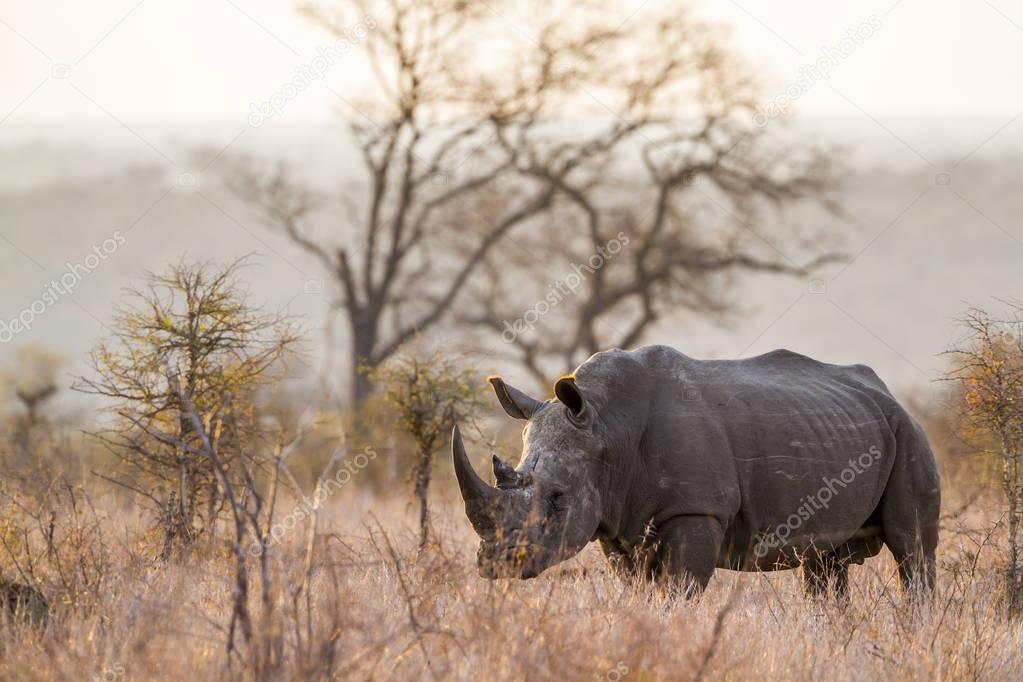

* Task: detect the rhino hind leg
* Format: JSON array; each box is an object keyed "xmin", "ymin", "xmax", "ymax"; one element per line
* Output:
[
  {"xmin": 886, "ymin": 528, "xmax": 937, "ymax": 594},
  {"xmin": 879, "ymin": 416, "xmax": 940, "ymax": 595}
]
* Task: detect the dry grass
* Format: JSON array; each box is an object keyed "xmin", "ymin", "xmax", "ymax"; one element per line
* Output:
[{"xmin": 0, "ymin": 490, "xmax": 1020, "ymax": 682}]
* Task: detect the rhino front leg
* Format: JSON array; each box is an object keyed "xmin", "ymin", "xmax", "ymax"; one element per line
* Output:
[{"xmin": 655, "ymin": 515, "xmax": 725, "ymax": 597}]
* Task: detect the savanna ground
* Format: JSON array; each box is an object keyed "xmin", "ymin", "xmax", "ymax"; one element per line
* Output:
[{"xmin": 0, "ymin": 473, "xmax": 1019, "ymax": 681}]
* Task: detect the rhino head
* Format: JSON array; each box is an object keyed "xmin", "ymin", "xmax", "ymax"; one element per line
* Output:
[{"xmin": 452, "ymin": 375, "xmax": 605, "ymax": 579}]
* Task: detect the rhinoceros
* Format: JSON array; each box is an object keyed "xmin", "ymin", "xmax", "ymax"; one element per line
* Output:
[{"xmin": 452, "ymin": 345, "xmax": 940, "ymax": 596}]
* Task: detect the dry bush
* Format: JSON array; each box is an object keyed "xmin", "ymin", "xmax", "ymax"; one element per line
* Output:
[
  {"xmin": 944, "ymin": 303, "xmax": 1023, "ymax": 609},
  {"xmin": 0, "ymin": 396, "xmax": 127, "ymax": 634},
  {"xmin": 75, "ymin": 258, "xmax": 301, "ymax": 554},
  {"xmin": 369, "ymin": 351, "xmax": 485, "ymax": 549},
  {"xmin": 0, "ymin": 477, "xmax": 122, "ymax": 631}
]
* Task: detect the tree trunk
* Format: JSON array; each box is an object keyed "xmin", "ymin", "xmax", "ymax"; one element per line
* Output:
[
  {"xmin": 349, "ymin": 310, "xmax": 379, "ymax": 407},
  {"xmin": 415, "ymin": 450, "xmax": 432, "ymax": 551},
  {"xmin": 1000, "ymin": 428, "xmax": 1022, "ymax": 612},
  {"xmin": 351, "ymin": 361, "xmax": 374, "ymax": 406},
  {"xmin": 1009, "ymin": 449, "xmax": 1021, "ymax": 612}
]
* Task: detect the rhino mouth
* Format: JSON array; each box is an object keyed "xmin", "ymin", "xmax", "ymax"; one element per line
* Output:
[{"xmin": 477, "ymin": 540, "xmax": 550, "ymax": 579}]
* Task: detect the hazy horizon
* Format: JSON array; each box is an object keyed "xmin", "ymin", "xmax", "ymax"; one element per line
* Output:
[{"xmin": 2, "ymin": 121, "xmax": 1021, "ymax": 413}]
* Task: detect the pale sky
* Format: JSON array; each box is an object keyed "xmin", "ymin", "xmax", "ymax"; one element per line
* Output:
[{"xmin": 4, "ymin": 0, "xmax": 1023, "ymax": 128}]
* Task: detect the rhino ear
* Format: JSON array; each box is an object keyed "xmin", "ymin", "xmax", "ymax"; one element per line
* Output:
[
  {"xmin": 554, "ymin": 375, "xmax": 588, "ymax": 422},
  {"xmin": 488, "ymin": 376, "xmax": 542, "ymax": 420}
]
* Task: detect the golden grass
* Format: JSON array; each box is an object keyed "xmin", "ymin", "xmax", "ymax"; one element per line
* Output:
[{"xmin": 1, "ymin": 491, "xmax": 1020, "ymax": 681}]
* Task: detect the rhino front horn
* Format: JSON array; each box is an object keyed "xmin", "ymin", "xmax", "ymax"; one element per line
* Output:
[
  {"xmin": 452, "ymin": 425, "xmax": 499, "ymax": 535},
  {"xmin": 452, "ymin": 424, "xmax": 498, "ymax": 513}
]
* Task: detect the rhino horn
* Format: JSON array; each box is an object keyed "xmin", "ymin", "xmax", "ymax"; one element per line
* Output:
[
  {"xmin": 492, "ymin": 455, "xmax": 523, "ymax": 489},
  {"xmin": 452, "ymin": 426, "xmax": 498, "ymax": 533}
]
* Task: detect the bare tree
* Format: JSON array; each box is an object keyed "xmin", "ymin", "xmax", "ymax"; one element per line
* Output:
[
  {"xmin": 945, "ymin": 303, "xmax": 1023, "ymax": 611},
  {"xmin": 74, "ymin": 258, "xmax": 300, "ymax": 553},
  {"xmin": 234, "ymin": 0, "xmax": 838, "ymax": 404},
  {"xmin": 463, "ymin": 180, "xmax": 838, "ymax": 384}
]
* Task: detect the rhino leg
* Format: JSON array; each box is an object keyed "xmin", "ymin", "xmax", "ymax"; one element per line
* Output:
[
  {"xmin": 879, "ymin": 416, "xmax": 940, "ymax": 595},
  {"xmin": 887, "ymin": 531, "xmax": 937, "ymax": 595},
  {"xmin": 655, "ymin": 515, "xmax": 724, "ymax": 597},
  {"xmin": 802, "ymin": 552, "xmax": 849, "ymax": 600}
]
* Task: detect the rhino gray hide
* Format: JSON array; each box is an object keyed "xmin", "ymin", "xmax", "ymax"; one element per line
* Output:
[{"xmin": 452, "ymin": 345, "xmax": 940, "ymax": 597}]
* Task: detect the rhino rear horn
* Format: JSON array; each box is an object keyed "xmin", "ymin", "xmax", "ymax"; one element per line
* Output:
[{"xmin": 492, "ymin": 455, "xmax": 524, "ymax": 489}]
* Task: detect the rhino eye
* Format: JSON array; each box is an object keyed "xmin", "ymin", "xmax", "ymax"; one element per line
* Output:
[{"xmin": 547, "ymin": 491, "xmax": 568, "ymax": 513}]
